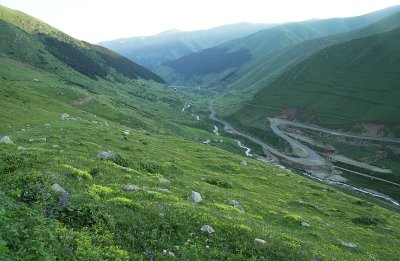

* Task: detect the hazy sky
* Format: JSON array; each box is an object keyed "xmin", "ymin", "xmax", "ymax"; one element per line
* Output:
[{"xmin": 0, "ymin": 0, "xmax": 399, "ymax": 43}]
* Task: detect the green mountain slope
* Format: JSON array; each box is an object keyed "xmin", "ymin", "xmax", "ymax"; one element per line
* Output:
[
  {"xmin": 99, "ymin": 23, "xmax": 272, "ymax": 71},
  {"xmin": 162, "ymin": 6, "xmax": 400, "ymax": 86},
  {"xmin": 1, "ymin": 5, "xmax": 400, "ymax": 261},
  {"xmin": 232, "ymin": 28, "xmax": 400, "ymax": 129},
  {"xmin": 0, "ymin": 5, "xmax": 164, "ymax": 83},
  {"xmin": 219, "ymin": 10, "xmax": 400, "ymax": 111},
  {"xmin": 1, "ymin": 50, "xmax": 400, "ymax": 261}
]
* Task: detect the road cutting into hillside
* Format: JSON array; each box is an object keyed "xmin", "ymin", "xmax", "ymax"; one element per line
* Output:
[
  {"xmin": 209, "ymin": 102, "xmax": 400, "ymax": 207},
  {"xmin": 210, "ymin": 102, "xmax": 397, "ymax": 174},
  {"xmin": 209, "ymin": 102, "xmax": 327, "ymax": 169},
  {"xmin": 270, "ymin": 118, "xmax": 400, "ymax": 144}
]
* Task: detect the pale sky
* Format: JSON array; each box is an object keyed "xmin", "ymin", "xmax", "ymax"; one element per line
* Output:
[{"xmin": 0, "ymin": 0, "xmax": 399, "ymax": 43}]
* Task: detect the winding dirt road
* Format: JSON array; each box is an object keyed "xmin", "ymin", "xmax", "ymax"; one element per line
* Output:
[
  {"xmin": 209, "ymin": 102, "xmax": 327, "ymax": 168},
  {"xmin": 271, "ymin": 118, "xmax": 400, "ymax": 144},
  {"xmin": 208, "ymin": 102, "xmax": 400, "ymax": 206}
]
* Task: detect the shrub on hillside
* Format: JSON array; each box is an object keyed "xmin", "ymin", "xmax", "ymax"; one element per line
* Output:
[
  {"xmin": 137, "ymin": 161, "xmax": 166, "ymax": 174},
  {"xmin": 0, "ymin": 153, "xmax": 36, "ymax": 174},
  {"xmin": 352, "ymin": 216, "xmax": 381, "ymax": 226},
  {"xmin": 204, "ymin": 178, "xmax": 233, "ymax": 189}
]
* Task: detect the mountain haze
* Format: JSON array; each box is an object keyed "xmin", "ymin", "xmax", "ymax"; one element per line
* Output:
[
  {"xmin": 162, "ymin": 5, "xmax": 400, "ymax": 86},
  {"xmin": 99, "ymin": 23, "xmax": 272, "ymax": 71}
]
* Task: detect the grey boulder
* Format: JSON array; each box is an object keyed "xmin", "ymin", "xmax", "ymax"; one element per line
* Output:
[
  {"xmin": 201, "ymin": 225, "xmax": 214, "ymax": 234},
  {"xmin": 253, "ymin": 238, "xmax": 267, "ymax": 246},
  {"xmin": 96, "ymin": 151, "xmax": 117, "ymax": 160},
  {"xmin": 0, "ymin": 136, "xmax": 13, "ymax": 144},
  {"xmin": 341, "ymin": 242, "xmax": 358, "ymax": 248},
  {"xmin": 188, "ymin": 191, "xmax": 202, "ymax": 203},
  {"xmin": 121, "ymin": 185, "xmax": 142, "ymax": 192},
  {"xmin": 51, "ymin": 183, "xmax": 68, "ymax": 194},
  {"xmin": 227, "ymin": 200, "xmax": 244, "ymax": 211}
]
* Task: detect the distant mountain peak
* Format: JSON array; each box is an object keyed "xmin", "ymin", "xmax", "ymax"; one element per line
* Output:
[{"xmin": 157, "ymin": 29, "xmax": 182, "ymax": 36}]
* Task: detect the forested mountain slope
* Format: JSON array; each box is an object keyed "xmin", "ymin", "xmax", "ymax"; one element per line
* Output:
[{"xmin": 0, "ymin": 5, "xmax": 164, "ymax": 83}]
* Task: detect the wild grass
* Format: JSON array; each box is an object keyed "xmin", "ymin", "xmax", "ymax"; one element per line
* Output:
[{"xmin": 1, "ymin": 56, "xmax": 400, "ymax": 260}]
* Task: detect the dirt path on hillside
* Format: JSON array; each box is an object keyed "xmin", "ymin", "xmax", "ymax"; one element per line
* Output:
[
  {"xmin": 209, "ymin": 102, "xmax": 327, "ymax": 168},
  {"xmin": 270, "ymin": 118, "xmax": 400, "ymax": 144}
]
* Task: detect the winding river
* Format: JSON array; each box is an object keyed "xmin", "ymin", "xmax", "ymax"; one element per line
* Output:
[{"xmin": 208, "ymin": 102, "xmax": 400, "ymax": 207}]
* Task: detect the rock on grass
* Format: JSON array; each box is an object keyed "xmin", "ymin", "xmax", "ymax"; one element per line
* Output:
[
  {"xmin": 201, "ymin": 225, "xmax": 214, "ymax": 234},
  {"xmin": 341, "ymin": 242, "xmax": 358, "ymax": 248},
  {"xmin": 253, "ymin": 238, "xmax": 267, "ymax": 246},
  {"xmin": 188, "ymin": 191, "xmax": 202, "ymax": 203},
  {"xmin": 157, "ymin": 178, "xmax": 171, "ymax": 184},
  {"xmin": 51, "ymin": 183, "xmax": 68, "ymax": 194},
  {"xmin": 0, "ymin": 136, "xmax": 13, "ymax": 144},
  {"xmin": 121, "ymin": 185, "xmax": 142, "ymax": 192},
  {"xmin": 227, "ymin": 200, "xmax": 244, "ymax": 211},
  {"xmin": 96, "ymin": 151, "xmax": 117, "ymax": 160}
]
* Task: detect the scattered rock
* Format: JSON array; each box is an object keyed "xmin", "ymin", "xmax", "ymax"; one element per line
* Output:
[
  {"xmin": 51, "ymin": 183, "xmax": 68, "ymax": 194},
  {"xmin": 146, "ymin": 190, "xmax": 158, "ymax": 194},
  {"xmin": 203, "ymin": 139, "xmax": 211, "ymax": 144},
  {"xmin": 51, "ymin": 144, "xmax": 60, "ymax": 149},
  {"xmin": 122, "ymin": 130, "xmax": 130, "ymax": 136},
  {"xmin": 201, "ymin": 225, "xmax": 214, "ymax": 234},
  {"xmin": 0, "ymin": 136, "xmax": 13, "ymax": 144},
  {"xmin": 188, "ymin": 191, "xmax": 202, "ymax": 203},
  {"xmin": 253, "ymin": 238, "xmax": 267, "ymax": 246},
  {"xmin": 121, "ymin": 185, "xmax": 142, "ymax": 192},
  {"xmin": 301, "ymin": 222, "xmax": 310, "ymax": 227},
  {"xmin": 276, "ymin": 173, "xmax": 286, "ymax": 177},
  {"xmin": 240, "ymin": 160, "xmax": 247, "ymax": 166},
  {"xmin": 157, "ymin": 178, "xmax": 171, "ymax": 184},
  {"xmin": 162, "ymin": 250, "xmax": 175, "ymax": 257},
  {"xmin": 17, "ymin": 146, "xmax": 27, "ymax": 151},
  {"xmin": 96, "ymin": 150, "xmax": 116, "ymax": 160},
  {"xmin": 121, "ymin": 167, "xmax": 131, "ymax": 172},
  {"xmin": 341, "ymin": 242, "xmax": 358, "ymax": 248},
  {"xmin": 226, "ymin": 200, "xmax": 244, "ymax": 211},
  {"xmin": 44, "ymin": 123, "xmax": 51, "ymax": 128},
  {"xmin": 157, "ymin": 188, "xmax": 172, "ymax": 194},
  {"xmin": 60, "ymin": 113, "xmax": 70, "ymax": 120}
]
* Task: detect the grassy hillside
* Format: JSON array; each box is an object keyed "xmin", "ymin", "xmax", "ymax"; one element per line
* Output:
[
  {"xmin": 1, "ymin": 5, "xmax": 400, "ymax": 260},
  {"xmin": 161, "ymin": 6, "xmax": 400, "ymax": 86},
  {"xmin": 0, "ymin": 5, "xmax": 164, "ymax": 83},
  {"xmin": 218, "ymin": 11, "xmax": 400, "ymax": 113},
  {"xmin": 99, "ymin": 23, "xmax": 272, "ymax": 70},
  {"xmin": 232, "ymin": 28, "xmax": 400, "ymax": 129},
  {"xmin": 1, "ymin": 54, "xmax": 400, "ymax": 260}
]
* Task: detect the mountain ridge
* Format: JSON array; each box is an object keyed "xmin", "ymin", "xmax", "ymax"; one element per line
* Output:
[
  {"xmin": 161, "ymin": 5, "xmax": 400, "ymax": 85},
  {"xmin": 0, "ymin": 5, "xmax": 165, "ymax": 83},
  {"xmin": 99, "ymin": 22, "xmax": 274, "ymax": 70}
]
